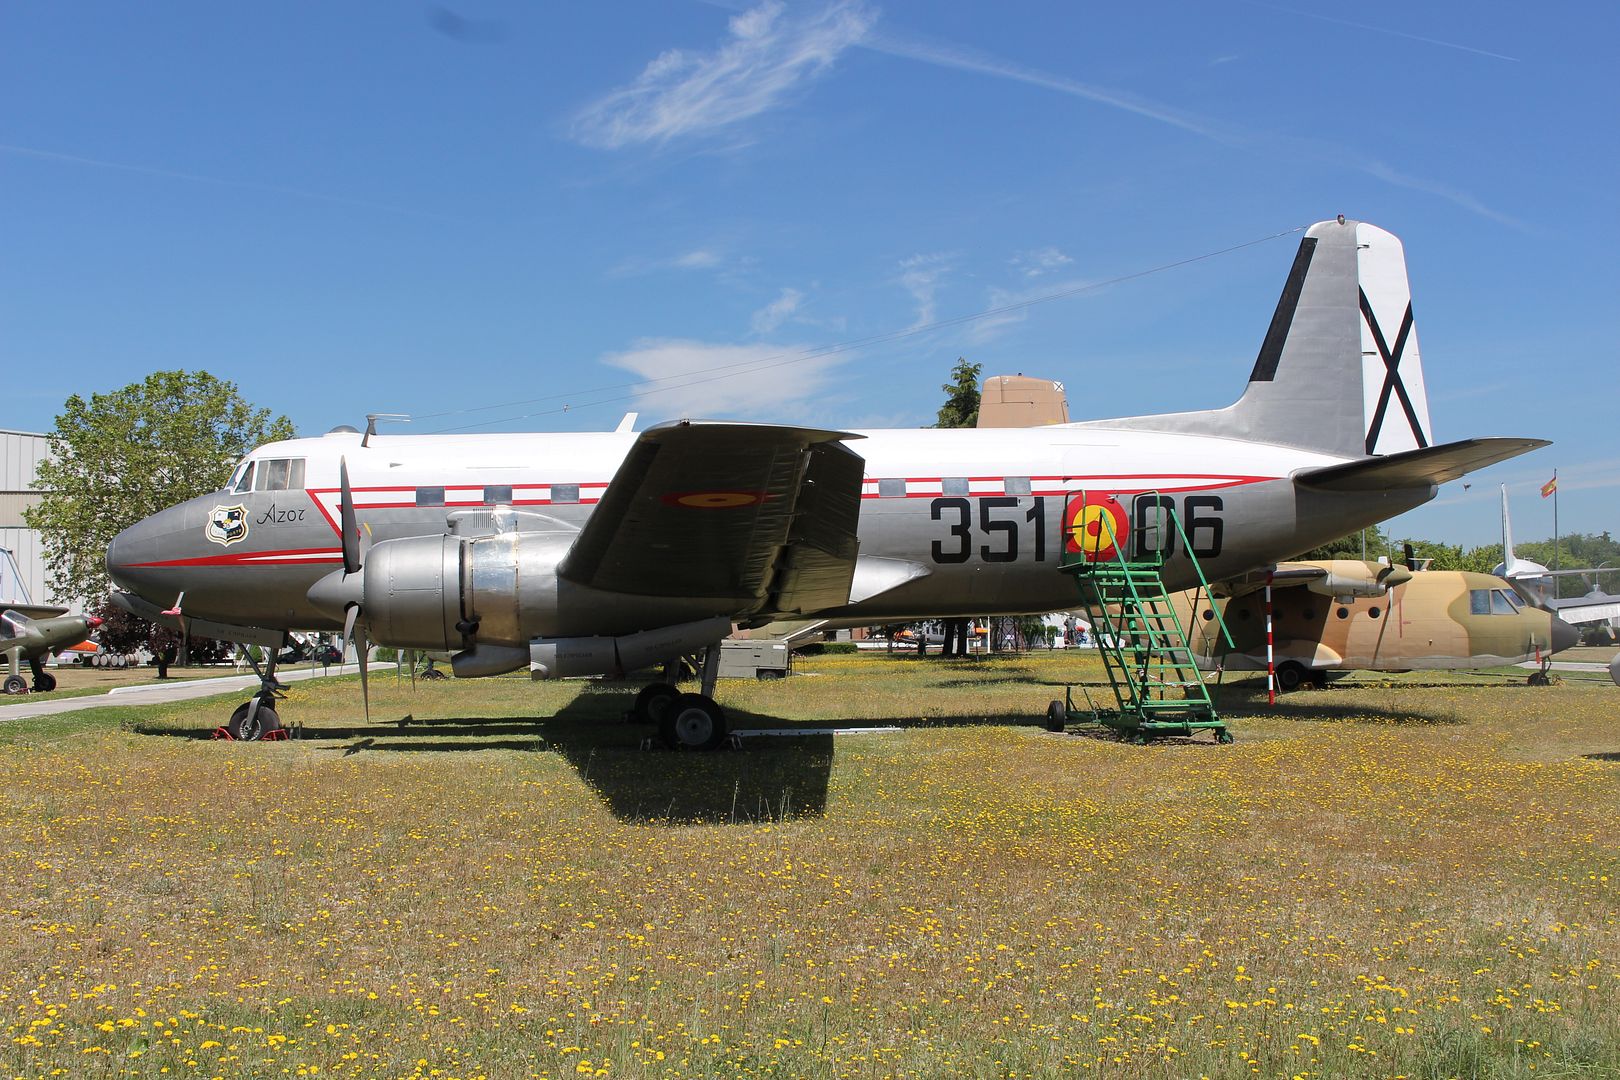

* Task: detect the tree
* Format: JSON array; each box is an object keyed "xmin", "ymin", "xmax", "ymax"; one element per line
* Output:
[
  {"xmin": 934, "ymin": 357, "xmax": 982, "ymax": 430},
  {"xmin": 25, "ymin": 370, "xmax": 295, "ymax": 607},
  {"xmin": 930, "ymin": 357, "xmax": 984, "ymax": 654}
]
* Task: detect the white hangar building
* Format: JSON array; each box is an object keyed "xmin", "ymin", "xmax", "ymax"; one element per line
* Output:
[{"xmin": 1, "ymin": 429, "xmax": 71, "ymax": 612}]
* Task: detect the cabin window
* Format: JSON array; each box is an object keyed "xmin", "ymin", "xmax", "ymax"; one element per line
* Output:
[
  {"xmin": 1368, "ymin": 606, "xmax": 1381, "ymax": 619},
  {"xmin": 252, "ymin": 458, "xmax": 306, "ymax": 492},
  {"xmin": 878, "ymin": 478, "xmax": 906, "ymax": 498},
  {"xmin": 1469, "ymin": 589, "xmax": 1491, "ymax": 615},
  {"xmin": 550, "ymin": 484, "xmax": 579, "ymax": 504},
  {"xmin": 1492, "ymin": 590, "xmax": 1519, "ymax": 615},
  {"xmin": 484, "ymin": 485, "xmax": 513, "ymax": 505},
  {"xmin": 260, "ymin": 458, "xmax": 290, "ymax": 491},
  {"xmin": 1003, "ymin": 477, "xmax": 1031, "ymax": 496},
  {"xmin": 1336, "ymin": 607, "xmax": 1350, "ymax": 619},
  {"xmin": 941, "ymin": 477, "xmax": 969, "ymax": 496},
  {"xmin": 416, "ymin": 487, "xmax": 445, "ymax": 507},
  {"xmin": 232, "ymin": 461, "xmax": 255, "ymax": 494}
]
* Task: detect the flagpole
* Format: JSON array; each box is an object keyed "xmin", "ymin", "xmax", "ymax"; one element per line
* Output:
[{"xmin": 1553, "ymin": 468, "xmax": 1560, "ymax": 573}]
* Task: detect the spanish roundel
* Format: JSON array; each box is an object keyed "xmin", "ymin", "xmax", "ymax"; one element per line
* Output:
[
  {"xmin": 1064, "ymin": 493, "xmax": 1129, "ymax": 561},
  {"xmin": 660, "ymin": 490, "xmax": 767, "ymax": 509}
]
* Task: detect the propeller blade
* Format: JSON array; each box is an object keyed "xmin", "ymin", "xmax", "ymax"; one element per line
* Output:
[
  {"xmin": 340, "ymin": 457, "xmax": 361, "ymax": 576},
  {"xmin": 358, "ymin": 621, "xmax": 370, "ymax": 724},
  {"xmin": 409, "ymin": 649, "xmax": 417, "ymax": 690},
  {"xmin": 341, "ymin": 603, "xmax": 359, "ymax": 663}
]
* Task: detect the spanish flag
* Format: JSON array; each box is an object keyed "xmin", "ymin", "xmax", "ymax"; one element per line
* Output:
[{"xmin": 1541, "ymin": 475, "xmax": 1558, "ymax": 498}]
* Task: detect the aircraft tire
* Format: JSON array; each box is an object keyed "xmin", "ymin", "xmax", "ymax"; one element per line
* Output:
[
  {"xmin": 227, "ymin": 700, "xmax": 283, "ymax": 742},
  {"xmin": 32, "ymin": 672, "xmax": 56, "ymax": 693},
  {"xmin": 633, "ymin": 682, "xmax": 680, "ymax": 726},
  {"xmin": 659, "ymin": 693, "xmax": 727, "ymax": 751},
  {"xmin": 1274, "ymin": 662, "xmax": 1306, "ymax": 693},
  {"xmin": 3, "ymin": 674, "xmax": 26, "ymax": 695},
  {"xmin": 1045, "ymin": 700, "xmax": 1067, "ymax": 733}
]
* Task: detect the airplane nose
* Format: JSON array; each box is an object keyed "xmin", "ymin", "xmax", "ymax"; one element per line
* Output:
[{"xmin": 1549, "ymin": 615, "xmax": 1579, "ymax": 654}]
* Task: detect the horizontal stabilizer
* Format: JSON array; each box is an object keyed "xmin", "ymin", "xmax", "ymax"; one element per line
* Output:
[{"xmin": 1293, "ymin": 437, "xmax": 1549, "ymax": 491}]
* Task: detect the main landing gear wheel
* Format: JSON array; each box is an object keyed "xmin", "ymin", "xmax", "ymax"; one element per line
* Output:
[
  {"xmin": 1274, "ymin": 661, "xmax": 1306, "ymax": 693},
  {"xmin": 1045, "ymin": 700, "xmax": 1067, "ymax": 733},
  {"xmin": 32, "ymin": 672, "xmax": 56, "ymax": 693},
  {"xmin": 633, "ymin": 682, "xmax": 680, "ymax": 726},
  {"xmin": 3, "ymin": 674, "xmax": 27, "ymax": 695},
  {"xmin": 659, "ymin": 693, "xmax": 728, "ymax": 751},
  {"xmin": 226, "ymin": 699, "xmax": 283, "ymax": 741}
]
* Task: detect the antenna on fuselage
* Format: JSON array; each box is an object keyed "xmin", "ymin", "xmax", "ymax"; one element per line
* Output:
[{"xmin": 362, "ymin": 413, "xmax": 411, "ymax": 447}]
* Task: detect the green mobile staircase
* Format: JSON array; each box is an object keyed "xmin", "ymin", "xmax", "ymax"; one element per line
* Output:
[{"xmin": 1051, "ymin": 494, "xmax": 1235, "ymax": 744}]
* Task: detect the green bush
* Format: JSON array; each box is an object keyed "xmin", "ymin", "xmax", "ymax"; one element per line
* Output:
[{"xmin": 802, "ymin": 641, "xmax": 858, "ymax": 655}]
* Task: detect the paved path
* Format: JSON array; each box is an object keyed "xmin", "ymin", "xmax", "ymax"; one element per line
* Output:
[{"xmin": 0, "ymin": 664, "xmax": 390, "ymax": 723}]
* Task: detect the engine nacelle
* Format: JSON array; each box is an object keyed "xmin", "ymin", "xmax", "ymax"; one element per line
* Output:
[
  {"xmin": 350, "ymin": 531, "xmax": 572, "ymax": 652},
  {"xmin": 448, "ymin": 618, "xmax": 731, "ymax": 680},
  {"xmin": 1301, "ymin": 561, "xmax": 1412, "ymax": 600}
]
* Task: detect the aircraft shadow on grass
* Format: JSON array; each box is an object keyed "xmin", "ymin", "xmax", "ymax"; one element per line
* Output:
[{"xmin": 134, "ymin": 688, "xmax": 847, "ymax": 825}]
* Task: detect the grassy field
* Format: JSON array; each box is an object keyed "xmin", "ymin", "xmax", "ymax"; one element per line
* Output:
[{"xmin": 1, "ymin": 652, "xmax": 1616, "ymax": 1079}]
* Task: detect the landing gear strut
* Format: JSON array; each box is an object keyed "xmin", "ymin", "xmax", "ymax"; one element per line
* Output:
[
  {"xmin": 637, "ymin": 643, "xmax": 729, "ymax": 751},
  {"xmin": 28, "ymin": 657, "xmax": 55, "ymax": 693},
  {"xmin": 217, "ymin": 637, "xmax": 289, "ymax": 741}
]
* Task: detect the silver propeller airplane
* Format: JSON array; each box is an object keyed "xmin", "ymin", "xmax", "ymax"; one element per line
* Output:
[{"xmin": 106, "ymin": 218, "xmax": 1547, "ymax": 746}]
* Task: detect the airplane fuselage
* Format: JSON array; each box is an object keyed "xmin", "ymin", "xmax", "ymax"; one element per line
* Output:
[{"xmin": 106, "ymin": 425, "xmax": 1430, "ymax": 637}]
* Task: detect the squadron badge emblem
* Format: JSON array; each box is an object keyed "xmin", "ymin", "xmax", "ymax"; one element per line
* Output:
[{"xmin": 206, "ymin": 504, "xmax": 250, "ymax": 547}]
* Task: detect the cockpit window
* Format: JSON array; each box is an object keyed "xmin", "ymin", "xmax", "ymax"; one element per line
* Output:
[
  {"xmin": 233, "ymin": 461, "xmax": 256, "ymax": 494},
  {"xmin": 225, "ymin": 461, "xmax": 250, "ymax": 493},
  {"xmin": 252, "ymin": 458, "xmax": 306, "ymax": 492},
  {"xmin": 1493, "ymin": 589, "xmax": 1520, "ymax": 614},
  {"xmin": 1469, "ymin": 589, "xmax": 1490, "ymax": 616}
]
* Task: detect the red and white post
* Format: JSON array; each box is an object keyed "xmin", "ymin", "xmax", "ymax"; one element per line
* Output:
[{"xmin": 1264, "ymin": 570, "xmax": 1276, "ymax": 705}]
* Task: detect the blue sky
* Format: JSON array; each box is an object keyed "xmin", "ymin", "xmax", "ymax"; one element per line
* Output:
[{"xmin": 4, "ymin": 1, "xmax": 1615, "ymax": 546}]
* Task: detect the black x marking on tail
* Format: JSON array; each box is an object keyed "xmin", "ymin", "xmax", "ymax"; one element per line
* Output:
[{"xmin": 1361, "ymin": 288, "xmax": 1429, "ymax": 454}]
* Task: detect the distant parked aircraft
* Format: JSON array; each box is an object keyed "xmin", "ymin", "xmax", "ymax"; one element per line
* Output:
[
  {"xmin": 1178, "ymin": 560, "xmax": 1578, "ymax": 690},
  {"xmin": 1496, "ymin": 487, "xmax": 1620, "ymax": 638}
]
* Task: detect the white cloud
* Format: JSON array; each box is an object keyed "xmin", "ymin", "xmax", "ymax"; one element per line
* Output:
[
  {"xmin": 897, "ymin": 252, "xmax": 953, "ymax": 328},
  {"xmin": 967, "ymin": 275, "xmax": 1099, "ymax": 345},
  {"xmin": 751, "ymin": 287, "xmax": 804, "ymax": 333},
  {"xmin": 673, "ymin": 248, "xmax": 723, "ymax": 269},
  {"xmin": 599, "ymin": 337, "xmax": 847, "ymax": 416},
  {"xmin": 1012, "ymin": 246, "xmax": 1073, "ymax": 279},
  {"xmin": 571, "ymin": 1, "xmax": 875, "ymax": 149}
]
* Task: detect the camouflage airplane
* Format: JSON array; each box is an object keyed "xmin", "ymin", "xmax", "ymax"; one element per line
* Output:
[
  {"xmin": 1, "ymin": 609, "xmax": 103, "ymax": 694},
  {"xmin": 105, "ymin": 218, "xmax": 1548, "ymax": 745},
  {"xmin": 1175, "ymin": 560, "xmax": 1578, "ymax": 691}
]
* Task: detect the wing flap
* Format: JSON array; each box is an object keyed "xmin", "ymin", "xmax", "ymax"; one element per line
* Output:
[{"xmin": 1292, "ymin": 437, "xmax": 1548, "ymax": 491}]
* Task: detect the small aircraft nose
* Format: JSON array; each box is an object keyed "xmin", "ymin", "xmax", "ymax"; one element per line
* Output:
[{"xmin": 1550, "ymin": 615, "xmax": 1580, "ymax": 654}]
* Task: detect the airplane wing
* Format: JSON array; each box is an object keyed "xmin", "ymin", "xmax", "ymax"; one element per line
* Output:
[
  {"xmin": 557, "ymin": 420, "xmax": 865, "ymax": 616},
  {"xmin": 1215, "ymin": 563, "xmax": 1330, "ymax": 598},
  {"xmin": 0, "ymin": 603, "xmax": 69, "ymax": 621},
  {"xmin": 1292, "ymin": 437, "xmax": 1549, "ymax": 491},
  {"xmin": 1546, "ymin": 594, "xmax": 1620, "ymax": 625},
  {"xmin": 1215, "ymin": 560, "xmax": 1412, "ymax": 599}
]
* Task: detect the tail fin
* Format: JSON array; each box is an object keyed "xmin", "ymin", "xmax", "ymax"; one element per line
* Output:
[
  {"xmin": 1088, "ymin": 218, "xmax": 1435, "ymax": 458},
  {"xmin": 1500, "ymin": 484, "xmax": 1518, "ymax": 567}
]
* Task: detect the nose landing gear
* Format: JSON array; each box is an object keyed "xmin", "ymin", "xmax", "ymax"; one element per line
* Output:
[{"xmin": 213, "ymin": 638, "xmax": 290, "ymax": 741}]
